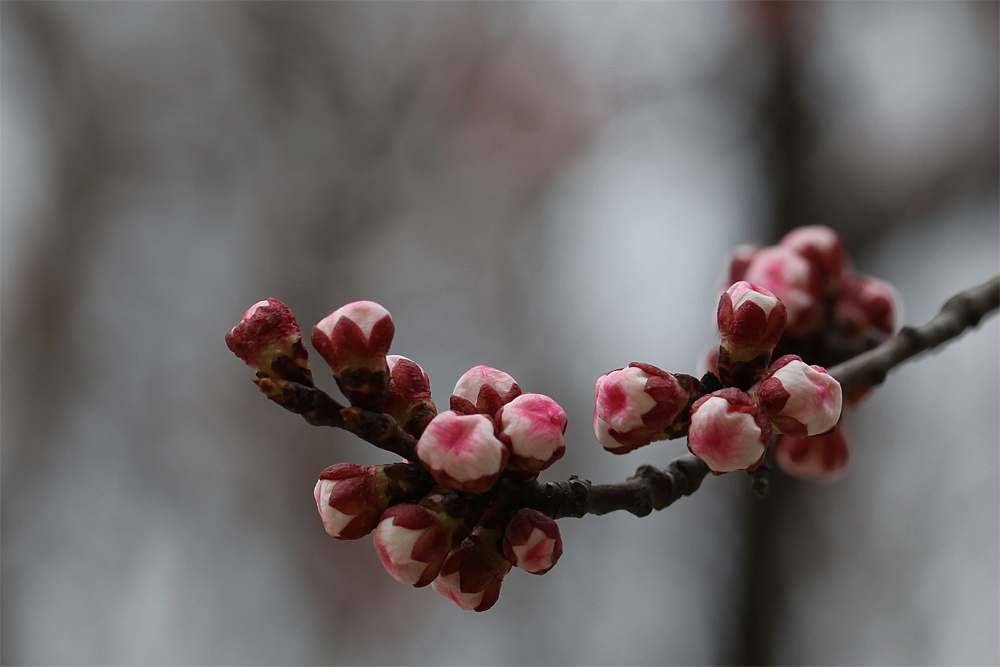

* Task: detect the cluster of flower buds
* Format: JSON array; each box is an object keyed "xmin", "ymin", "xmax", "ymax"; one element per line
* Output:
[
  {"xmin": 596, "ymin": 276, "xmax": 844, "ymax": 476},
  {"xmin": 228, "ymin": 299, "xmax": 569, "ymax": 611}
]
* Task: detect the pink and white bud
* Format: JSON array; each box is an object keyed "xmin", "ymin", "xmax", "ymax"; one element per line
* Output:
[
  {"xmin": 226, "ymin": 298, "xmax": 312, "ymax": 385},
  {"xmin": 450, "ymin": 365, "xmax": 522, "ymax": 416},
  {"xmin": 743, "ymin": 246, "xmax": 822, "ymax": 336},
  {"xmin": 384, "ymin": 355, "xmax": 438, "ymax": 436},
  {"xmin": 502, "ymin": 509, "xmax": 563, "ymax": 575},
  {"xmin": 311, "ymin": 300, "xmax": 395, "ymax": 407},
  {"xmin": 313, "ymin": 463, "xmax": 386, "ymax": 540},
  {"xmin": 775, "ymin": 426, "xmax": 850, "ymax": 482},
  {"xmin": 373, "ymin": 503, "xmax": 453, "ymax": 587},
  {"xmin": 432, "ymin": 527, "xmax": 511, "ymax": 612},
  {"xmin": 594, "ymin": 364, "xmax": 703, "ymax": 454},
  {"xmin": 724, "ymin": 244, "xmax": 762, "ymax": 287},
  {"xmin": 687, "ymin": 388, "xmax": 772, "ymax": 474},
  {"xmin": 779, "ymin": 225, "xmax": 849, "ymax": 294},
  {"xmin": 717, "ymin": 281, "xmax": 787, "ymax": 389},
  {"xmin": 752, "ymin": 355, "xmax": 842, "ymax": 437},
  {"xmin": 496, "ymin": 394, "xmax": 567, "ymax": 477},
  {"xmin": 836, "ymin": 273, "xmax": 900, "ymax": 338},
  {"xmin": 415, "ymin": 411, "xmax": 509, "ymax": 493}
]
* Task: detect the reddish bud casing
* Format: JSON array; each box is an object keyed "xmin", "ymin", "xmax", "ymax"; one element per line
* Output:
[
  {"xmin": 752, "ymin": 355, "xmax": 842, "ymax": 437},
  {"xmin": 717, "ymin": 282, "xmax": 787, "ymax": 389},
  {"xmin": 778, "ymin": 225, "xmax": 849, "ymax": 295},
  {"xmin": 450, "ymin": 365, "xmax": 522, "ymax": 416},
  {"xmin": 836, "ymin": 274, "xmax": 900, "ymax": 339},
  {"xmin": 775, "ymin": 426, "xmax": 850, "ymax": 482},
  {"xmin": 502, "ymin": 509, "xmax": 563, "ymax": 575},
  {"xmin": 742, "ymin": 246, "xmax": 822, "ymax": 337},
  {"xmin": 373, "ymin": 503, "xmax": 457, "ymax": 587},
  {"xmin": 415, "ymin": 411, "xmax": 509, "ymax": 493},
  {"xmin": 226, "ymin": 298, "xmax": 312, "ymax": 385},
  {"xmin": 384, "ymin": 355, "xmax": 437, "ymax": 436},
  {"xmin": 432, "ymin": 526, "xmax": 512, "ymax": 612},
  {"xmin": 311, "ymin": 301, "xmax": 395, "ymax": 408},
  {"xmin": 496, "ymin": 393, "xmax": 567, "ymax": 477}
]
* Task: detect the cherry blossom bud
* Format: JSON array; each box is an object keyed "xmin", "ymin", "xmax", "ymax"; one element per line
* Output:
[
  {"xmin": 314, "ymin": 462, "xmax": 434, "ymax": 540},
  {"xmin": 836, "ymin": 273, "xmax": 900, "ymax": 338},
  {"xmin": 502, "ymin": 509, "xmax": 563, "ymax": 575},
  {"xmin": 373, "ymin": 502, "xmax": 457, "ymax": 587},
  {"xmin": 496, "ymin": 394, "xmax": 567, "ymax": 477},
  {"xmin": 311, "ymin": 301, "xmax": 394, "ymax": 408},
  {"xmin": 775, "ymin": 426, "xmax": 850, "ymax": 482},
  {"xmin": 415, "ymin": 411, "xmax": 508, "ymax": 493},
  {"xmin": 432, "ymin": 526, "xmax": 511, "ymax": 612},
  {"xmin": 687, "ymin": 388, "xmax": 772, "ymax": 475},
  {"xmin": 594, "ymin": 363, "xmax": 704, "ymax": 454},
  {"xmin": 384, "ymin": 355, "xmax": 437, "ymax": 437},
  {"xmin": 779, "ymin": 225, "xmax": 849, "ymax": 294},
  {"xmin": 450, "ymin": 365, "xmax": 521, "ymax": 416},
  {"xmin": 724, "ymin": 244, "xmax": 762, "ymax": 286},
  {"xmin": 717, "ymin": 281, "xmax": 787, "ymax": 389},
  {"xmin": 226, "ymin": 298, "xmax": 313, "ymax": 385},
  {"xmin": 743, "ymin": 246, "xmax": 822, "ymax": 336},
  {"xmin": 752, "ymin": 355, "xmax": 842, "ymax": 437}
]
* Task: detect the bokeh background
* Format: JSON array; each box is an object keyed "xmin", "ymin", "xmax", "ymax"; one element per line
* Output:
[{"xmin": 2, "ymin": 2, "xmax": 998, "ymax": 665}]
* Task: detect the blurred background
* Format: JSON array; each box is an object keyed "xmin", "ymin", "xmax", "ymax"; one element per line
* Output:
[{"xmin": 2, "ymin": 2, "xmax": 997, "ymax": 665}]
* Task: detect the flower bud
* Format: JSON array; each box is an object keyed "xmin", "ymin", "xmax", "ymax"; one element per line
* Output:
[
  {"xmin": 836, "ymin": 274, "xmax": 900, "ymax": 338},
  {"xmin": 717, "ymin": 282, "xmax": 787, "ymax": 389},
  {"xmin": 779, "ymin": 225, "xmax": 849, "ymax": 294},
  {"xmin": 724, "ymin": 244, "xmax": 762, "ymax": 287},
  {"xmin": 226, "ymin": 298, "xmax": 313, "ymax": 385},
  {"xmin": 594, "ymin": 364, "xmax": 704, "ymax": 454},
  {"xmin": 496, "ymin": 394, "xmax": 567, "ymax": 477},
  {"xmin": 775, "ymin": 426, "xmax": 850, "ymax": 482},
  {"xmin": 502, "ymin": 509, "xmax": 563, "ymax": 575},
  {"xmin": 432, "ymin": 525, "xmax": 511, "ymax": 612},
  {"xmin": 384, "ymin": 355, "xmax": 437, "ymax": 437},
  {"xmin": 373, "ymin": 502, "xmax": 456, "ymax": 587},
  {"xmin": 415, "ymin": 411, "xmax": 508, "ymax": 493},
  {"xmin": 687, "ymin": 388, "xmax": 772, "ymax": 474},
  {"xmin": 314, "ymin": 462, "xmax": 434, "ymax": 540},
  {"xmin": 311, "ymin": 301, "xmax": 394, "ymax": 408},
  {"xmin": 743, "ymin": 246, "xmax": 822, "ymax": 337},
  {"xmin": 450, "ymin": 365, "xmax": 521, "ymax": 416},
  {"xmin": 752, "ymin": 355, "xmax": 842, "ymax": 437}
]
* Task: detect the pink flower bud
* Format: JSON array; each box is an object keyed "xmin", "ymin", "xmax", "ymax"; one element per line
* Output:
[
  {"xmin": 775, "ymin": 426, "xmax": 850, "ymax": 482},
  {"xmin": 373, "ymin": 503, "xmax": 453, "ymax": 587},
  {"xmin": 450, "ymin": 365, "xmax": 521, "ymax": 416},
  {"xmin": 502, "ymin": 509, "xmax": 563, "ymax": 575},
  {"xmin": 687, "ymin": 388, "xmax": 772, "ymax": 474},
  {"xmin": 496, "ymin": 394, "xmax": 567, "ymax": 476},
  {"xmin": 384, "ymin": 355, "xmax": 438, "ymax": 436},
  {"xmin": 779, "ymin": 225, "xmax": 849, "ymax": 294},
  {"xmin": 432, "ymin": 526, "xmax": 511, "ymax": 612},
  {"xmin": 752, "ymin": 355, "xmax": 842, "ymax": 437},
  {"xmin": 743, "ymin": 246, "xmax": 822, "ymax": 336},
  {"xmin": 226, "ymin": 298, "xmax": 312, "ymax": 384},
  {"xmin": 311, "ymin": 301, "xmax": 394, "ymax": 407},
  {"xmin": 836, "ymin": 273, "xmax": 900, "ymax": 338},
  {"xmin": 717, "ymin": 281, "xmax": 787, "ymax": 354},
  {"xmin": 314, "ymin": 464, "xmax": 385, "ymax": 540},
  {"xmin": 724, "ymin": 244, "xmax": 762, "ymax": 286},
  {"xmin": 594, "ymin": 364, "xmax": 703, "ymax": 454},
  {"xmin": 415, "ymin": 411, "xmax": 509, "ymax": 493}
]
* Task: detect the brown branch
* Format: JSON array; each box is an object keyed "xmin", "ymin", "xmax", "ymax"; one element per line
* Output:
[
  {"xmin": 828, "ymin": 275, "xmax": 1000, "ymax": 392},
  {"xmin": 263, "ymin": 276, "xmax": 998, "ymax": 519}
]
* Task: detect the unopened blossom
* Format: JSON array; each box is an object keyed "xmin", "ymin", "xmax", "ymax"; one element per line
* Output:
[
  {"xmin": 836, "ymin": 273, "xmax": 900, "ymax": 338},
  {"xmin": 502, "ymin": 509, "xmax": 563, "ymax": 575},
  {"xmin": 311, "ymin": 300, "xmax": 394, "ymax": 407},
  {"xmin": 779, "ymin": 225, "xmax": 849, "ymax": 294},
  {"xmin": 432, "ymin": 526, "xmax": 511, "ymax": 612},
  {"xmin": 496, "ymin": 393, "xmax": 567, "ymax": 477},
  {"xmin": 373, "ymin": 503, "xmax": 456, "ymax": 587},
  {"xmin": 594, "ymin": 363, "xmax": 703, "ymax": 454},
  {"xmin": 775, "ymin": 426, "xmax": 850, "ymax": 482},
  {"xmin": 687, "ymin": 388, "xmax": 772, "ymax": 474},
  {"xmin": 743, "ymin": 245, "xmax": 822, "ymax": 336},
  {"xmin": 724, "ymin": 244, "xmax": 762, "ymax": 287},
  {"xmin": 415, "ymin": 411, "xmax": 508, "ymax": 493},
  {"xmin": 716, "ymin": 281, "xmax": 787, "ymax": 389},
  {"xmin": 314, "ymin": 464, "xmax": 385, "ymax": 540},
  {"xmin": 450, "ymin": 365, "xmax": 521, "ymax": 416},
  {"xmin": 226, "ymin": 298, "xmax": 312, "ymax": 385},
  {"xmin": 384, "ymin": 355, "xmax": 437, "ymax": 436},
  {"xmin": 752, "ymin": 355, "xmax": 842, "ymax": 437}
]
